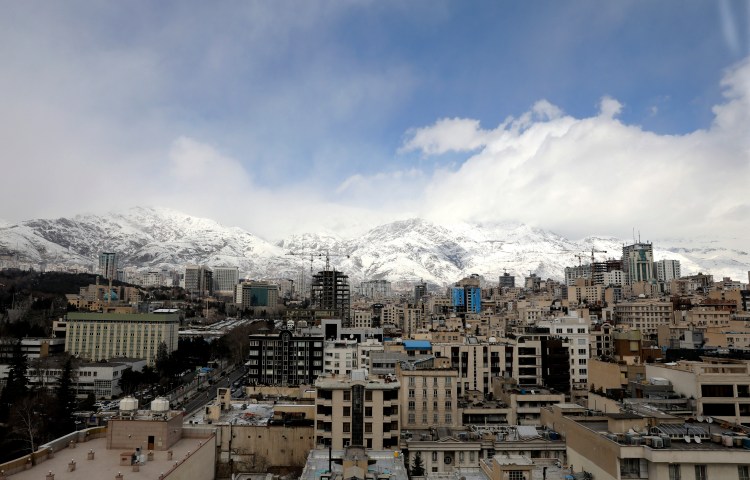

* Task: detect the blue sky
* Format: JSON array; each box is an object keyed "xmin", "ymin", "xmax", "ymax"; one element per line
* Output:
[{"xmin": 0, "ymin": 1, "xmax": 748, "ymax": 240}]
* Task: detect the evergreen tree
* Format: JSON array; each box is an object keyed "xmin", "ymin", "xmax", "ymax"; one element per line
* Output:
[
  {"xmin": 54, "ymin": 356, "xmax": 77, "ymax": 436},
  {"xmin": 411, "ymin": 451, "xmax": 425, "ymax": 477},
  {"xmin": 0, "ymin": 341, "xmax": 29, "ymax": 421}
]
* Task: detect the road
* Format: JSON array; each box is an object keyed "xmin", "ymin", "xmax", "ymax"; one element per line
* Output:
[{"xmin": 180, "ymin": 365, "xmax": 247, "ymax": 417}]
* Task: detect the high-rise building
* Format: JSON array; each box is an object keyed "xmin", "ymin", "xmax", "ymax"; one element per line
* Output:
[
  {"xmin": 498, "ymin": 271, "xmax": 516, "ymax": 288},
  {"xmin": 359, "ymin": 280, "xmax": 392, "ymax": 299},
  {"xmin": 98, "ymin": 252, "xmax": 118, "ymax": 280},
  {"xmin": 414, "ymin": 281, "xmax": 427, "ymax": 303},
  {"xmin": 184, "ymin": 265, "xmax": 213, "ymax": 297},
  {"xmin": 655, "ymin": 259, "xmax": 681, "ymax": 282},
  {"xmin": 312, "ymin": 270, "xmax": 351, "ymax": 326},
  {"xmin": 622, "ymin": 242, "xmax": 654, "ymax": 285},
  {"xmin": 212, "ymin": 266, "xmax": 239, "ymax": 294}
]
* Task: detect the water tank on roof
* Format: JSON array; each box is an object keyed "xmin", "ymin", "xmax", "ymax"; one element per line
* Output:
[
  {"xmin": 488, "ymin": 337, "xmax": 497, "ymax": 344},
  {"xmin": 119, "ymin": 396, "xmax": 138, "ymax": 412},
  {"xmin": 151, "ymin": 397, "xmax": 170, "ymax": 412}
]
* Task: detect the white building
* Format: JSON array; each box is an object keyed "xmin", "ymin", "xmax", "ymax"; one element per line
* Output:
[
  {"xmin": 655, "ymin": 259, "xmax": 681, "ymax": 283},
  {"xmin": 539, "ymin": 316, "xmax": 590, "ymax": 391}
]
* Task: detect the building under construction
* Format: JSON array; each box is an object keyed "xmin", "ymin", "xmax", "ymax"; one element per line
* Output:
[{"xmin": 311, "ymin": 269, "xmax": 351, "ymax": 327}]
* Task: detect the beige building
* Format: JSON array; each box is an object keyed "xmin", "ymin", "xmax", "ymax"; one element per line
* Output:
[
  {"xmin": 614, "ymin": 300, "xmax": 673, "ymax": 335},
  {"xmin": 396, "ymin": 357, "xmax": 459, "ymax": 429},
  {"xmin": 646, "ymin": 358, "xmax": 750, "ymax": 425},
  {"xmin": 314, "ymin": 370, "xmax": 400, "ymax": 450},
  {"xmin": 542, "ymin": 403, "xmax": 750, "ymax": 480},
  {"xmin": 431, "ymin": 339, "xmax": 514, "ymax": 397},
  {"xmin": 65, "ymin": 311, "xmax": 180, "ymax": 365}
]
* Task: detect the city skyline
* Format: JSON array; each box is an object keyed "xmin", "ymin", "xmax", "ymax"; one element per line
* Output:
[{"xmin": 0, "ymin": 2, "xmax": 748, "ymax": 242}]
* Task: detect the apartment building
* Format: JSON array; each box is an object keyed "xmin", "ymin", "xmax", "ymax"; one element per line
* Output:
[
  {"xmin": 646, "ymin": 358, "xmax": 750, "ymax": 426},
  {"xmin": 246, "ymin": 329, "xmax": 325, "ymax": 386},
  {"xmin": 64, "ymin": 311, "xmax": 179, "ymax": 365},
  {"xmin": 538, "ymin": 316, "xmax": 590, "ymax": 391},
  {"xmin": 314, "ymin": 370, "xmax": 400, "ymax": 450},
  {"xmin": 431, "ymin": 338, "xmax": 513, "ymax": 397},
  {"xmin": 396, "ymin": 357, "xmax": 459, "ymax": 429},
  {"xmin": 324, "ymin": 339, "xmax": 359, "ymax": 376},
  {"xmin": 542, "ymin": 403, "xmax": 750, "ymax": 480},
  {"xmin": 614, "ymin": 300, "xmax": 673, "ymax": 336}
]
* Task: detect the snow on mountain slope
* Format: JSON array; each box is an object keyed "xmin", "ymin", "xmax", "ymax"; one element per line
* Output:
[{"xmin": 0, "ymin": 208, "xmax": 747, "ymax": 287}]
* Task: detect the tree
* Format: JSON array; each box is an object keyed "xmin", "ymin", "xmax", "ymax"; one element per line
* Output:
[
  {"xmin": 411, "ymin": 452, "xmax": 425, "ymax": 477},
  {"xmin": 0, "ymin": 341, "xmax": 29, "ymax": 421},
  {"xmin": 53, "ymin": 356, "xmax": 77, "ymax": 436}
]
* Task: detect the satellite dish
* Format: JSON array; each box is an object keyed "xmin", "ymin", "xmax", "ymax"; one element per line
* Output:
[
  {"xmin": 697, "ymin": 416, "xmax": 704, "ymax": 422},
  {"xmin": 694, "ymin": 436, "xmax": 702, "ymax": 444},
  {"xmin": 684, "ymin": 435, "xmax": 691, "ymax": 443},
  {"xmin": 707, "ymin": 417, "xmax": 714, "ymax": 423}
]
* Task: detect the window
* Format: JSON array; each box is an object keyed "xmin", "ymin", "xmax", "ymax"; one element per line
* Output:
[
  {"xmin": 408, "ymin": 413, "xmax": 415, "ymax": 424},
  {"xmin": 365, "ymin": 423, "xmax": 372, "ymax": 433},
  {"xmin": 508, "ymin": 472, "xmax": 524, "ymax": 480},
  {"xmin": 694, "ymin": 465, "xmax": 707, "ymax": 480},
  {"xmin": 434, "ymin": 389, "xmax": 438, "ymax": 397},
  {"xmin": 668, "ymin": 464, "xmax": 681, "ymax": 480},
  {"xmin": 445, "ymin": 413, "xmax": 452, "ymax": 424},
  {"xmin": 620, "ymin": 458, "xmax": 640, "ymax": 477},
  {"xmin": 409, "ymin": 377, "xmax": 415, "ymax": 387},
  {"xmin": 343, "ymin": 390, "xmax": 351, "ymax": 401},
  {"xmin": 432, "ymin": 452, "xmax": 438, "ymax": 461},
  {"xmin": 739, "ymin": 466, "xmax": 749, "ymax": 480},
  {"xmin": 343, "ymin": 406, "xmax": 350, "ymax": 417},
  {"xmin": 365, "ymin": 407, "xmax": 372, "ymax": 417},
  {"xmin": 409, "ymin": 389, "xmax": 415, "ymax": 398},
  {"xmin": 445, "ymin": 389, "xmax": 452, "ymax": 397},
  {"xmin": 408, "ymin": 401, "xmax": 415, "ymax": 411},
  {"xmin": 343, "ymin": 422, "xmax": 350, "ymax": 433},
  {"xmin": 445, "ymin": 377, "xmax": 451, "ymax": 386}
]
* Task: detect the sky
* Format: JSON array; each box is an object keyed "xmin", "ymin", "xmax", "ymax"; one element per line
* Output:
[{"xmin": 0, "ymin": 1, "xmax": 749, "ymax": 242}]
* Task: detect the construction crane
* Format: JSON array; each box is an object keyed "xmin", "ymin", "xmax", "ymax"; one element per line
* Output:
[
  {"xmin": 589, "ymin": 248, "xmax": 608, "ymax": 263},
  {"xmin": 286, "ymin": 251, "xmax": 350, "ymax": 276}
]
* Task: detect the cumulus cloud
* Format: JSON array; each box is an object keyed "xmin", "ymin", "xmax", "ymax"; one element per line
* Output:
[{"xmin": 393, "ymin": 57, "xmax": 750, "ymax": 241}]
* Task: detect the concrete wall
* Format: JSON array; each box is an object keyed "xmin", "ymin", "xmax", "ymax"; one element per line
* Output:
[
  {"xmin": 217, "ymin": 424, "xmax": 315, "ymax": 471},
  {"xmin": 106, "ymin": 414, "xmax": 184, "ymax": 451}
]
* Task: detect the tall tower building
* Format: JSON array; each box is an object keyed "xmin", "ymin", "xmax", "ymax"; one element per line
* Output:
[
  {"xmin": 184, "ymin": 265, "xmax": 213, "ymax": 297},
  {"xmin": 312, "ymin": 270, "xmax": 351, "ymax": 326},
  {"xmin": 655, "ymin": 259, "xmax": 681, "ymax": 282},
  {"xmin": 98, "ymin": 252, "xmax": 118, "ymax": 280},
  {"xmin": 622, "ymin": 242, "xmax": 654, "ymax": 285},
  {"xmin": 499, "ymin": 271, "xmax": 516, "ymax": 288},
  {"xmin": 212, "ymin": 266, "xmax": 239, "ymax": 294},
  {"xmin": 414, "ymin": 281, "xmax": 427, "ymax": 303}
]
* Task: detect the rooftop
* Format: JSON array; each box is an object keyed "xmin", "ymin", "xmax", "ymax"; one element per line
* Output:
[
  {"xmin": 6, "ymin": 432, "xmax": 213, "ymax": 480},
  {"xmin": 300, "ymin": 449, "xmax": 409, "ymax": 480}
]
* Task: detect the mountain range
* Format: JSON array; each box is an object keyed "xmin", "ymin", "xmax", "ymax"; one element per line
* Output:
[{"xmin": 0, "ymin": 207, "xmax": 747, "ymax": 289}]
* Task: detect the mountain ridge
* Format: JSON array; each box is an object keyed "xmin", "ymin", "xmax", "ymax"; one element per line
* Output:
[{"xmin": 0, "ymin": 207, "xmax": 747, "ymax": 287}]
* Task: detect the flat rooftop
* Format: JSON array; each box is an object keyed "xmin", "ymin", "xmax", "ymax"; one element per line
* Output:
[
  {"xmin": 300, "ymin": 449, "xmax": 409, "ymax": 480},
  {"xmin": 8, "ymin": 435, "xmax": 212, "ymax": 480},
  {"xmin": 186, "ymin": 402, "xmax": 276, "ymax": 425}
]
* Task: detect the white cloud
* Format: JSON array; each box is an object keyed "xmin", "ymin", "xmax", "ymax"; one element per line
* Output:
[{"xmin": 393, "ymin": 57, "xmax": 750, "ymax": 241}]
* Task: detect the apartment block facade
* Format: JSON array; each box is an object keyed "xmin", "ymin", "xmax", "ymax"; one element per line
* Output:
[{"xmin": 64, "ymin": 312, "xmax": 179, "ymax": 365}]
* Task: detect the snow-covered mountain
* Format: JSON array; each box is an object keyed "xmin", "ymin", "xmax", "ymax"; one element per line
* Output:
[{"xmin": 0, "ymin": 207, "xmax": 747, "ymax": 288}]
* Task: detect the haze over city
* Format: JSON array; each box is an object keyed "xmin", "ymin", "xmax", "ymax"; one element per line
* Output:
[{"xmin": 1, "ymin": 2, "xmax": 748, "ymax": 243}]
